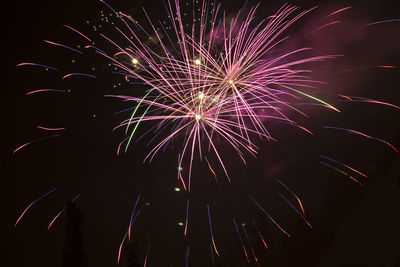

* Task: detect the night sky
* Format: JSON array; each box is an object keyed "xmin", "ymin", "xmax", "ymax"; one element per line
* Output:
[{"xmin": 4, "ymin": 0, "xmax": 400, "ymax": 266}]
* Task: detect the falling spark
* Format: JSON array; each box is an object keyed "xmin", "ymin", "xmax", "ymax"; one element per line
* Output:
[
  {"xmin": 13, "ymin": 134, "xmax": 61, "ymax": 154},
  {"xmin": 63, "ymin": 24, "xmax": 92, "ymax": 42},
  {"xmin": 320, "ymin": 161, "xmax": 363, "ymax": 185},
  {"xmin": 275, "ymin": 178, "xmax": 307, "ymax": 216},
  {"xmin": 366, "ymin": 18, "xmax": 400, "ymax": 26},
  {"xmin": 249, "ymin": 194, "xmax": 291, "ymax": 238},
  {"xmin": 320, "ymin": 155, "xmax": 368, "ymax": 178},
  {"xmin": 44, "ymin": 40, "xmax": 83, "ymax": 54},
  {"xmin": 62, "ymin": 73, "xmax": 96, "ymax": 79},
  {"xmin": 143, "ymin": 244, "xmax": 151, "ymax": 267},
  {"xmin": 241, "ymin": 225, "xmax": 259, "ymax": 263},
  {"xmin": 377, "ymin": 65, "xmax": 396, "ymax": 69},
  {"xmin": 26, "ymin": 89, "xmax": 66, "ymax": 95},
  {"xmin": 47, "ymin": 194, "xmax": 80, "ymax": 230},
  {"xmin": 323, "ymin": 126, "xmax": 399, "ymax": 153},
  {"xmin": 278, "ymin": 192, "xmax": 312, "ymax": 228},
  {"xmin": 209, "ymin": 242, "xmax": 215, "ymax": 266},
  {"xmin": 37, "ymin": 126, "xmax": 66, "ymax": 131},
  {"xmin": 117, "ymin": 209, "xmax": 141, "ymax": 264},
  {"xmin": 337, "ymin": 95, "xmax": 400, "ymax": 111},
  {"xmin": 233, "ymin": 218, "xmax": 249, "ymax": 263},
  {"xmin": 327, "ymin": 6, "xmax": 352, "ymax": 17},
  {"xmin": 16, "ymin": 62, "xmax": 58, "ymax": 71},
  {"xmin": 15, "ymin": 187, "xmax": 57, "ymax": 227},
  {"xmin": 252, "ymin": 220, "xmax": 270, "ymax": 253},
  {"xmin": 204, "ymin": 156, "xmax": 218, "ymax": 181},
  {"xmin": 128, "ymin": 195, "xmax": 141, "ymax": 240},
  {"xmin": 310, "ymin": 20, "xmax": 341, "ymax": 34},
  {"xmin": 184, "ymin": 199, "xmax": 189, "ymax": 236},
  {"xmin": 207, "ymin": 204, "xmax": 220, "ymax": 256}
]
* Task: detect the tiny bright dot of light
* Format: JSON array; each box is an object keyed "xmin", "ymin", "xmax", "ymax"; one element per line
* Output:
[
  {"xmin": 132, "ymin": 58, "xmax": 139, "ymax": 64},
  {"xmin": 195, "ymin": 59, "xmax": 201, "ymax": 65},
  {"xmin": 174, "ymin": 187, "xmax": 181, "ymax": 192}
]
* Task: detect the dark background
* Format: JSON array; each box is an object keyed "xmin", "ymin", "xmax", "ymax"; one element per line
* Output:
[{"xmin": 3, "ymin": 0, "xmax": 400, "ymax": 266}]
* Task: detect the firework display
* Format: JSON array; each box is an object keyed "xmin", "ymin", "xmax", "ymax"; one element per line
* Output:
[{"xmin": 10, "ymin": 0, "xmax": 399, "ymax": 266}]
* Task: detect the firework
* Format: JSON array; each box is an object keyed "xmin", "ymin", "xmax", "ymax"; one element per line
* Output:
[
  {"xmin": 96, "ymin": 0, "xmax": 337, "ymax": 192},
  {"xmin": 12, "ymin": 0, "xmax": 399, "ymax": 265}
]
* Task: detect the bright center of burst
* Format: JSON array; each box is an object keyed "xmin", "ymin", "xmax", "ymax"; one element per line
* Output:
[
  {"xmin": 195, "ymin": 59, "xmax": 201, "ymax": 65},
  {"xmin": 195, "ymin": 114, "xmax": 201, "ymax": 121},
  {"xmin": 198, "ymin": 92, "xmax": 205, "ymax": 100},
  {"xmin": 132, "ymin": 58, "xmax": 139, "ymax": 64},
  {"xmin": 228, "ymin": 79, "xmax": 234, "ymax": 84}
]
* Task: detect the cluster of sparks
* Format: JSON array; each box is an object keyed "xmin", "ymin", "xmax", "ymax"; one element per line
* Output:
[
  {"xmin": 13, "ymin": 0, "xmax": 400, "ymax": 265},
  {"xmin": 100, "ymin": 1, "xmax": 338, "ymax": 192}
]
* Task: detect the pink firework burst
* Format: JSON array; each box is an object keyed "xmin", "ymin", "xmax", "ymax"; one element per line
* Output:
[{"xmin": 96, "ymin": 1, "xmax": 337, "ymax": 191}]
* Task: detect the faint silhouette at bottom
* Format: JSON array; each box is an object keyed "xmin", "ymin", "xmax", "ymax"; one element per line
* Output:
[{"xmin": 61, "ymin": 202, "xmax": 88, "ymax": 267}]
